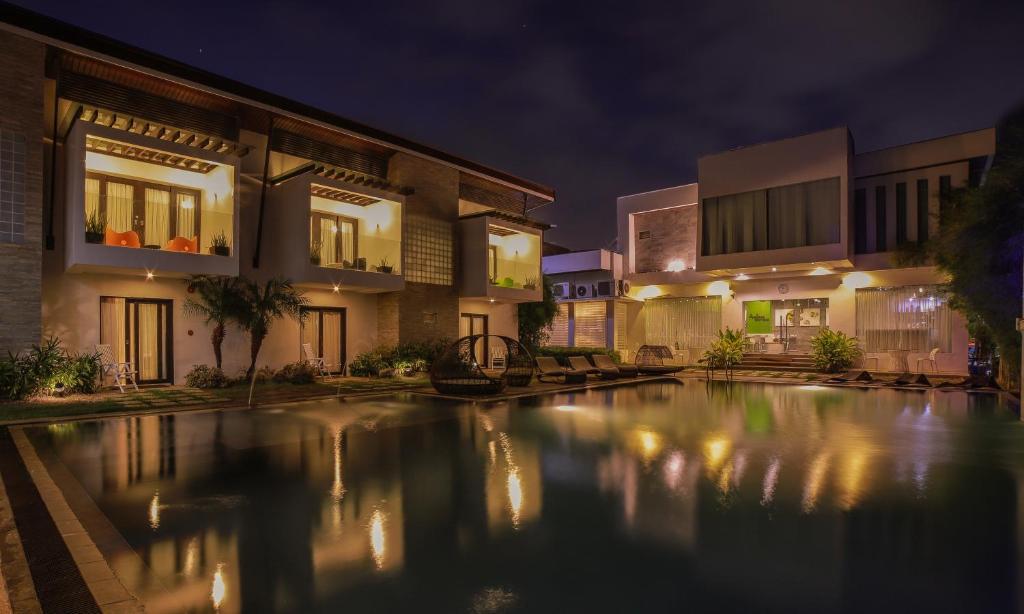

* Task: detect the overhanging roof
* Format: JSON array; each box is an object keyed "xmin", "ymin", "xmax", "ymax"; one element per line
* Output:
[{"xmin": 0, "ymin": 1, "xmax": 555, "ymax": 201}]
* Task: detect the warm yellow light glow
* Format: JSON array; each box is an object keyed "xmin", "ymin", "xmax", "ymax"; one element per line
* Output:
[
  {"xmin": 838, "ymin": 452, "xmax": 868, "ymax": 510},
  {"xmin": 734, "ymin": 273, "xmax": 750, "ymax": 281},
  {"xmin": 332, "ymin": 284, "xmax": 340, "ymax": 293},
  {"xmin": 809, "ymin": 266, "xmax": 831, "ymax": 276},
  {"xmin": 507, "ymin": 468, "xmax": 523, "ymax": 528},
  {"xmin": 771, "ymin": 267, "xmax": 778, "ymax": 272},
  {"xmin": 662, "ymin": 451, "xmax": 685, "ymax": 490},
  {"xmin": 703, "ymin": 436, "xmax": 731, "ymax": 471},
  {"xmin": 802, "ymin": 453, "xmax": 830, "ymax": 513},
  {"xmin": 635, "ymin": 285, "xmax": 663, "ymax": 300},
  {"xmin": 665, "ymin": 259, "xmax": 685, "ymax": 272},
  {"xmin": 842, "ymin": 271, "xmax": 871, "ymax": 289},
  {"xmin": 145, "ymin": 271, "xmax": 154, "ymax": 280},
  {"xmin": 797, "ymin": 385, "xmax": 828, "ymax": 391},
  {"xmin": 211, "ymin": 563, "xmax": 226, "ymax": 610},
  {"xmin": 369, "ymin": 509, "xmax": 386, "ymax": 569},
  {"xmin": 331, "ymin": 427, "xmax": 346, "ymax": 503},
  {"xmin": 148, "ymin": 492, "xmax": 160, "ymax": 529},
  {"xmin": 555, "ymin": 404, "xmax": 578, "ymax": 412},
  {"xmin": 761, "ymin": 457, "xmax": 781, "ymax": 506},
  {"xmin": 631, "ymin": 429, "xmax": 663, "ymax": 462},
  {"xmin": 707, "ymin": 280, "xmax": 731, "ymax": 297},
  {"xmin": 183, "ymin": 538, "xmax": 199, "ymax": 577}
]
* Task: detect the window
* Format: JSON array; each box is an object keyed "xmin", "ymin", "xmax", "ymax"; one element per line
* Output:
[
  {"xmin": 854, "ymin": 188, "xmax": 867, "ymax": 254},
  {"xmin": 701, "ymin": 177, "xmax": 839, "ymax": 256},
  {"xmin": 895, "ymin": 182, "xmax": 907, "ymax": 245},
  {"xmin": 0, "ymin": 130, "xmax": 26, "ymax": 244},
  {"xmin": 855, "ymin": 286, "xmax": 952, "ymax": 352},
  {"xmin": 574, "ymin": 301, "xmax": 607, "ymax": 347},
  {"xmin": 310, "ymin": 211, "xmax": 357, "ymax": 267},
  {"xmin": 488, "ymin": 245, "xmax": 498, "ymax": 282},
  {"xmin": 875, "ymin": 186, "xmax": 887, "ymax": 252},
  {"xmin": 642, "ymin": 296, "xmax": 722, "ymax": 351},
  {"xmin": 916, "ymin": 179, "xmax": 929, "ymax": 243},
  {"xmin": 86, "ymin": 172, "xmax": 204, "ymax": 251},
  {"xmin": 301, "ymin": 307, "xmax": 346, "ymax": 374}
]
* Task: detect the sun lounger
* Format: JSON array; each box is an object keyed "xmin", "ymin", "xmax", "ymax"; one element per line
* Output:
[
  {"xmin": 568, "ymin": 355, "xmax": 619, "ymax": 380},
  {"xmin": 535, "ymin": 356, "xmax": 587, "ymax": 384},
  {"xmin": 592, "ymin": 353, "xmax": 638, "ymax": 377}
]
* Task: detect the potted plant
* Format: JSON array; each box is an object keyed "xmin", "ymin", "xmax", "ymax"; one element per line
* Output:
[
  {"xmin": 309, "ymin": 240, "xmax": 322, "ymax": 266},
  {"xmin": 376, "ymin": 257, "xmax": 393, "ymax": 274},
  {"xmin": 500, "ymin": 277, "xmax": 515, "ymax": 288},
  {"xmin": 355, "ymin": 257, "xmax": 367, "ymax": 271},
  {"xmin": 85, "ymin": 212, "xmax": 104, "ymax": 244},
  {"xmin": 209, "ymin": 231, "xmax": 230, "ymax": 256},
  {"xmin": 523, "ymin": 276, "xmax": 538, "ymax": 290}
]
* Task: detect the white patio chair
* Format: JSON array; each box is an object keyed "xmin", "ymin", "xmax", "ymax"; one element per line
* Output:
[
  {"xmin": 96, "ymin": 344, "xmax": 138, "ymax": 392},
  {"xmin": 491, "ymin": 348, "xmax": 507, "ymax": 369},
  {"xmin": 302, "ymin": 343, "xmax": 331, "ymax": 378},
  {"xmin": 916, "ymin": 348, "xmax": 940, "ymax": 373}
]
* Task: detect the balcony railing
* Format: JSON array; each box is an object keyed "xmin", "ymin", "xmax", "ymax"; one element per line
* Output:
[{"xmin": 309, "ymin": 235, "xmax": 401, "ymax": 275}]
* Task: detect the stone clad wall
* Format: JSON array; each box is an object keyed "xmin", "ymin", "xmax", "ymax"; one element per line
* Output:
[
  {"xmin": 633, "ymin": 205, "xmax": 697, "ymax": 274},
  {"xmin": 0, "ymin": 31, "xmax": 44, "ymax": 355}
]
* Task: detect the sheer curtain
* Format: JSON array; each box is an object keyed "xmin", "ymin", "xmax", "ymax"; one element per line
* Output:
[
  {"xmin": 643, "ymin": 296, "xmax": 722, "ymax": 350},
  {"xmin": 320, "ymin": 219, "xmax": 338, "ymax": 265},
  {"xmin": 144, "ymin": 188, "xmax": 170, "ymax": 246},
  {"xmin": 100, "ymin": 298, "xmax": 126, "ymax": 363},
  {"xmin": 322, "ymin": 312, "xmax": 342, "ymax": 372},
  {"xmin": 339, "ymin": 220, "xmax": 355, "ymax": 264},
  {"xmin": 176, "ymin": 193, "xmax": 196, "ymax": 239},
  {"xmin": 301, "ymin": 309, "xmax": 320, "ymax": 361},
  {"xmin": 85, "ymin": 178, "xmax": 100, "ymax": 222},
  {"xmin": 105, "ymin": 182, "xmax": 133, "ymax": 232},
  {"xmin": 768, "ymin": 177, "xmax": 839, "ymax": 248},
  {"xmin": 856, "ymin": 286, "xmax": 953, "ymax": 352},
  {"xmin": 137, "ymin": 303, "xmax": 160, "ymax": 380}
]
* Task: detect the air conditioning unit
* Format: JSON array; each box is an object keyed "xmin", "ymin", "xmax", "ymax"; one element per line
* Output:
[
  {"xmin": 575, "ymin": 284, "xmax": 593, "ymax": 298},
  {"xmin": 618, "ymin": 280, "xmax": 631, "ymax": 296},
  {"xmin": 551, "ymin": 282, "xmax": 571, "ymax": 298},
  {"xmin": 596, "ymin": 281, "xmax": 614, "ymax": 297}
]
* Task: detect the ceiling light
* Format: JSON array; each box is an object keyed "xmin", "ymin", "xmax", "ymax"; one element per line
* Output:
[
  {"xmin": 809, "ymin": 267, "xmax": 830, "ymax": 276},
  {"xmin": 735, "ymin": 273, "xmax": 750, "ymax": 281},
  {"xmin": 771, "ymin": 267, "xmax": 777, "ymax": 272}
]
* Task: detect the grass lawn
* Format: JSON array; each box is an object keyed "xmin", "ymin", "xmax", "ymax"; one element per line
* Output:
[{"xmin": 0, "ymin": 376, "xmax": 430, "ymax": 423}]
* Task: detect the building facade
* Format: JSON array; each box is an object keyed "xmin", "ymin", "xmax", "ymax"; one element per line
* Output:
[
  {"xmin": 0, "ymin": 6, "xmax": 553, "ymax": 383},
  {"xmin": 547, "ymin": 126, "xmax": 994, "ymax": 374}
]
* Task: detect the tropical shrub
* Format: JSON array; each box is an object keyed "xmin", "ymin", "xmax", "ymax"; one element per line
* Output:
[
  {"xmin": 700, "ymin": 328, "xmax": 748, "ymax": 376},
  {"xmin": 185, "ymin": 364, "xmax": 230, "ymax": 388},
  {"xmin": 810, "ymin": 329, "xmax": 862, "ymax": 373},
  {"xmin": 349, "ymin": 338, "xmax": 450, "ymax": 377},
  {"xmin": 534, "ymin": 346, "xmax": 621, "ymax": 365},
  {"xmin": 518, "ymin": 276, "xmax": 558, "ymax": 350},
  {"xmin": 0, "ymin": 338, "xmax": 101, "ymax": 400},
  {"xmin": 273, "ymin": 361, "xmax": 316, "ymax": 384}
]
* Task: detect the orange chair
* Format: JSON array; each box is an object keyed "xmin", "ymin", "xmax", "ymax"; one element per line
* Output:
[
  {"xmin": 165, "ymin": 236, "xmax": 199, "ymax": 253},
  {"xmin": 104, "ymin": 227, "xmax": 141, "ymax": 248}
]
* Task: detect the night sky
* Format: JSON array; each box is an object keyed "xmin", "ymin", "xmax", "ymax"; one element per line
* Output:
[{"xmin": 22, "ymin": 0, "xmax": 1024, "ymax": 250}]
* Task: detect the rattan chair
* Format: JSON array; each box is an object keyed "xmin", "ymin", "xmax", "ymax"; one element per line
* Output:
[
  {"xmin": 430, "ymin": 335, "xmax": 535, "ymax": 395},
  {"xmin": 635, "ymin": 345, "xmax": 686, "ymax": 375}
]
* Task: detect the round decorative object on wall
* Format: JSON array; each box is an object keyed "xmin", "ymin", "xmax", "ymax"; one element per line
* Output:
[
  {"xmin": 778, "ymin": 283, "xmax": 789, "ymax": 295},
  {"xmin": 187, "ymin": 330, "xmax": 194, "ymax": 336}
]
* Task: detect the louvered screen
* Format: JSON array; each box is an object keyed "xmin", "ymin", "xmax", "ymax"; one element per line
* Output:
[
  {"xmin": 613, "ymin": 302, "xmax": 627, "ymax": 351},
  {"xmin": 272, "ymin": 130, "xmax": 388, "ymax": 178},
  {"xmin": 574, "ymin": 301, "xmax": 607, "ymax": 347},
  {"xmin": 544, "ymin": 303, "xmax": 570, "ymax": 346},
  {"xmin": 61, "ymin": 72, "xmax": 239, "ymax": 140}
]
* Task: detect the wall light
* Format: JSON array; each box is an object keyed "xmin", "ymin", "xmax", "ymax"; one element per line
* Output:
[
  {"xmin": 665, "ymin": 259, "xmax": 685, "ymax": 272},
  {"xmin": 145, "ymin": 271, "xmax": 154, "ymax": 280},
  {"xmin": 735, "ymin": 273, "xmax": 750, "ymax": 281},
  {"xmin": 332, "ymin": 284, "xmax": 340, "ymax": 293},
  {"xmin": 635, "ymin": 285, "xmax": 663, "ymax": 300},
  {"xmin": 842, "ymin": 272, "xmax": 871, "ymax": 289},
  {"xmin": 771, "ymin": 267, "xmax": 778, "ymax": 272},
  {"xmin": 708, "ymin": 280, "xmax": 731, "ymax": 297},
  {"xmin": 809, "ymin": 267, "xmax": 831, "ymax": 276}
]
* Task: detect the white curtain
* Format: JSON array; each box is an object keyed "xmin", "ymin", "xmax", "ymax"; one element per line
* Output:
[
  {"xmin": 856, "ymin": 286, "xmax": 953, "ymax": 352},
  {"xmin": 136, "ymin": 303, "xmax": 160, "ymax": 380},
  {"xmin": 105, "ymin": 182, "xmax": 134, "ymax": 232},
  {"xmin": 320, "ymin": 218, "xmax": 337, "ymax": 265},
  {"xmin": 339, "ymin": 220, "xmax": 355, "ymax": 264},
  {"xmin": 322, "ymin": 312, "xmax": 342, "ymax": 372},
  {"xmin": 144, "ymin": 188, "xmax": 170, "ymax": 246},
  {"xmin": 643, "ymin": 296, "xmax": 722, "ymax": 350},
  {"xmin": 85, "ymin": 178, "xmax": 100, "ymax": 222},
  {"xmin": 100, "ymin": 298, "xmax": 127, "ymax": 364},
  {"xmin": 176, "ymin": 192, "xmax": 196, "ymax": 239},
  {"xmin": 301, "ymin": 309, "xmax": 319, "ymax": 361}
]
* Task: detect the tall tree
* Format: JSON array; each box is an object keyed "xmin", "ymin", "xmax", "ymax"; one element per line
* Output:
[
  {"xmin": 518, "ymin": 275, "xmax": 558, "ymax": 351},
  {"xmin": 183, "ymin": 275, "xmax": 241, "ymax": 369},
  {"xmin": 896, "ymin": 105, "xmax": 1024, "ymax": 391},
  {"xmin": 233, "ymin": 277, "xmax": 309, "ymax": 382}
]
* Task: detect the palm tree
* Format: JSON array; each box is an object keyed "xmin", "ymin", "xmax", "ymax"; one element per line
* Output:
[
  {"xmin": 183, "ymin": 275, "xmax": 241, "ymax": 369},
  {"xmin": 234, "ymin": 277, "xmax": 308, "ymax": 380}
]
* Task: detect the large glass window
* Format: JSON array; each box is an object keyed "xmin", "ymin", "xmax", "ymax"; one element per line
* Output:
[
  {"xmin": 701, "ymin": 177, "xmax": 839, "ymax": 255},
  {"xmin": 310, "ymin": 187, "xmax": 401, "ymax": 274},
  {"xmin": 84, "ymin": 135, "xmax": 234, "ymax": 256},
  {"xmin": 488, "ymin": 224, "xmax": 541, "ymax": 289},
  {"xmin": 642, "ymin": 296, "xmax": 722, "ymax": 351},
  {"xmin": 855, "ymin": 286, "xmax": 953, "ymax": 352}
]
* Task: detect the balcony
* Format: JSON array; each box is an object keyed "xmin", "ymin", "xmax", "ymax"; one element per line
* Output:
[
  {"xmin": 266, "ymin": 172, "xmax": 404, "ymax": 293},
  {"xmin": 458, "ymin": 214, "xmax": 542, "ymax": 303},
  {"xmin": 64, "ymin": 121, "xmax": 239, "ymax": 277}
]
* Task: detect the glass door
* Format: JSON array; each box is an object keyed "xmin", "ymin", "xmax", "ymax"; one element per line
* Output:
[
  {"xmin": 301, "ymin": 308, "xmax": 347, "ymax": 374},
  {"xmin": 101, "ymin": 297, "xmax": 173, "ymax": 383},
  {"xmin": 460, "ymin": 313, "xmax": 488, "ymax": 367}
]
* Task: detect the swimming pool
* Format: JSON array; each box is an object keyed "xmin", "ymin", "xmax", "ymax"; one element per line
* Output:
[{"xmin": 26, "ymin": 382, "xmax": 1024, "ymax": 613}]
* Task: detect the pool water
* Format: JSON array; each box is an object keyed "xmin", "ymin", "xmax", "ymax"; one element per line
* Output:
[{"xmin": 29, "ymin": 382, "xmax": 1024, "ymax": 613}]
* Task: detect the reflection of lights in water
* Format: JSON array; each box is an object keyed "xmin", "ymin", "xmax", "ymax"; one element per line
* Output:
[
  {"xmin": 633, "ymin": 429, "xmax": 662, "ymax": 462},
  {"xmin": 802, "ymin": 453, "xmax": 830, "ymax": 513},
  {"xmin": 732, "ymin": 451, "xmax": 748, "ymax": 487},
  {"xmin": 211, "ymin": 563, "xmax": 226, "ymax": 610},
  {"xmin": 703, "ymin": 436, "xmax": 731, "ymax": 471},
  {"xmin": 331, "ymin": 427, "xmax": 346, "ymax": 503},
  {"xmin": 663, "ymin": 451, "xmax": 685, "ymax": 490},
  {"xmin": 761, "ymin": 457, "xmax": 781, "ymax": 506},
  {"xmin": 369, "ymin": 509, "xmax": 386, "ymax": 569},
  {"xmin": 148, "ymin": 492, "xmax": 160, "ymax": 529},
  {"xmin": 555, "ymin": 405, "xmax": 577, "ymax": 412},
  {"xmin": 717, "ymin": 460, "xmax": 734, "ymax": 494},
  {"xmin": 480, "ymin": 414, "xmax": 494, "ymax": 432},
  {"xmin": 488, "ymin": 440, "xmax": 497, "ymax": 469},
  {"xmin": 183, "ymin": 537, "xmax": 199, "ymax": 576},
  {"xmin": 797, "ymin": 385, "xmax": 828, "ymax": 391},
  {"xmin": 913, "ymin": 461, "xmax": 929, "ymax": 495},
  {"xmin": 838, "ymin": 452, "xmax": 868, "ymax": 510},
  {"xmin": 507, "ymin": 468, "xmax": 523, "ymax": 529}
]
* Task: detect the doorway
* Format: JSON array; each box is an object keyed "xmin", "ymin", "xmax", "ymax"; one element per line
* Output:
[
  {"xmin": 301, "ymin": 307, "xmax": 347, "ymax": 374},
  {"xmin": 460, "ymin": 313, "xmax": 489, "ymax": 367},
  {"xmin": 100, "ymin": 297, "xmax": 174, "ymax": 384}
]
